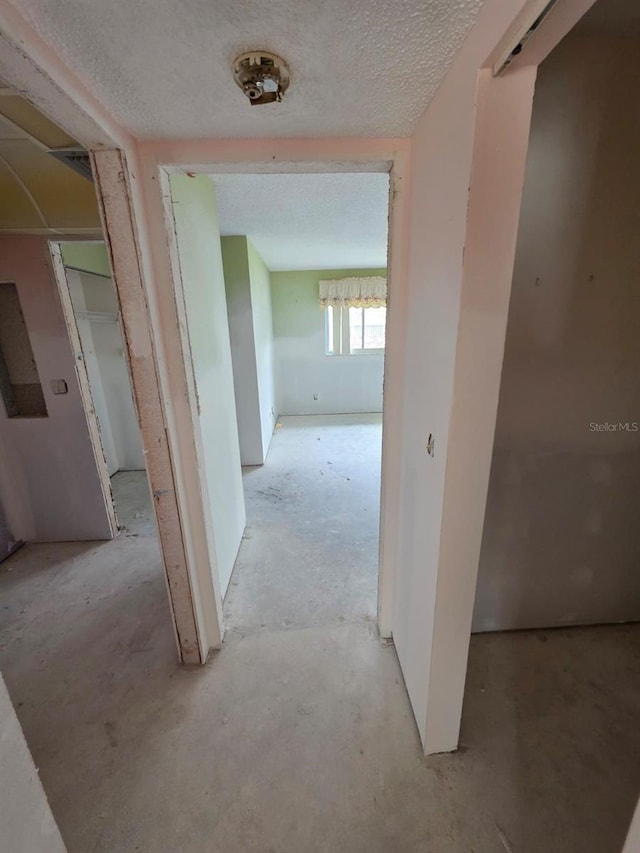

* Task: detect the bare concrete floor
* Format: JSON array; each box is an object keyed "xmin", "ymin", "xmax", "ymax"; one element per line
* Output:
[
  {"xmin": 224, "ymin": 414, "xmax": 383, "ymax": 634},
  {"xmin": 0, "ymin": 422, "xmax": 639, "ymax": 852}
]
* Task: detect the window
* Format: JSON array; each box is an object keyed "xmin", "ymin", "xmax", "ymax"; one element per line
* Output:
[
  {"xmin": 325, "ymin": 305, "xmax": 386, "ymax": 355},
  {"xmin": 349, "ymin": 306, "xmax": 386, "ymax": 352}
]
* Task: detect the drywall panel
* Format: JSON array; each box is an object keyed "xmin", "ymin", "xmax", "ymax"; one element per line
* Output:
[
  {"xmin": 474, "ymin": 37, "xmax": 640, "ymax": 632},
  {"xmin": 247, "ymin": 239, "xmax": 276, "ymax": 458},
  {"xmin": 270, "ymin": 269, "xmax": 386, "ymax": 415},
  {"xmin": 0, "ymin": 673, "xmax": 66, "ymax": 852},
  {"xmin": 170, "ymin": 175, "xmax": 245, "ymax": 596},
  {"xmin": 221, "ymin": 236, "xmax": 263, "ymax": 465},
  {"xmin": 0, "ymin": 236, "xmax": 112, "ymax": 542}
]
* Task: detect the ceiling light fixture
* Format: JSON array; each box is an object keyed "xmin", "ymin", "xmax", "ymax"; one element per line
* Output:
[{"xmin": 232, "ymin": 51, "xmax": 290, "ymax": 105}]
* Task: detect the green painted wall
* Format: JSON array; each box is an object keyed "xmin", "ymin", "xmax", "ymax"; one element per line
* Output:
[
  {"xmin": 60, "ymin": 242, "xmax": 111, "ymax": 278},
  {"xmin": 246, "ymin": 239, "xmax": 276, "ymax": 451},
  {"xmin": 271, "ymin": 267, "xmax": 386, "ymax": 337},
  {"xmin": 270, "ymin": 268, "xmax": 386, "ymax": 415},
  {"xmin": 170, "ymin": 175, "xmax": 245, "ymax": 597},
  {"xmin": 221, "ymin": 236, "xmax": 275, "ymax": 463}
]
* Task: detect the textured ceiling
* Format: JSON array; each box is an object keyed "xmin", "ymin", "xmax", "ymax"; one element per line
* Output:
[
  {"xmin": 14, "ymin": 0, "xmax": 484, "ymax": 139},
  {"xmin": 211, "ymin": 172, "xmax": 389, "ymax": 271},
  {"xmin": 573, "ymin": 0, "xmax": 640, "ymax": 38}
]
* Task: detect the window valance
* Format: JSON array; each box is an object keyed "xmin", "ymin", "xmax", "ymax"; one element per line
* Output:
[{"xmin": 319, "ymin": 276, "xmax": 387, "ymax": 308}]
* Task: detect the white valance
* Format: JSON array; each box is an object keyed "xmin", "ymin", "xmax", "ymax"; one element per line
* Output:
[{"xmin": 319, "ymin": 276, "xmax": 387, "ymax": 308}]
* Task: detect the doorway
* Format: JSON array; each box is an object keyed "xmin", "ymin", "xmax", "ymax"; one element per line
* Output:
[
  {"xmin": 165, "ymin": 169, "xmax": 392, "ymax": 639},
  {"xmin": 50, "ymin": 240, "xmax": 147, "ymax": 530}
]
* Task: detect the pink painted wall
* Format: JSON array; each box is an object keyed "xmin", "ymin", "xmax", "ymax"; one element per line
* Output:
[
  {"xmin": 0, "ymin": 236, "xmax": 112, "ymax": 542},
  {"xmin": 391, "ymin": 0, "xmax": 541, "ymax": 752}
]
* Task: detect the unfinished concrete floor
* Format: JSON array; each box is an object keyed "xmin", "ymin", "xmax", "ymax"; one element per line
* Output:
[
  {"xmin": 224, "ymin": 414, "xmax": 382, "ymax": 634},
  {"xmin": 0, "ymin": 423, "xmax": 639, "ymax": 852}
]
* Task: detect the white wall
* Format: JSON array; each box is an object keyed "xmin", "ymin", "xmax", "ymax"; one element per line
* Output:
[
  {"xmin": 221, "ymin": 236, "xmax": 276, "ymax": 465},
  {"xmin": 389, "ymin": 0, "xmax": 543, "ymax": 754},
  {"xmin": 0, "ymin": 236, "xmax": 112, "ymax": 543},
  {"xmin": 66, "ymin": 269, "xmax": 119, "ymax": 475},
  {"xmin": 247, "ymin": 240, "xmax": 276, "ymax": 458},
  {"xmin": 67, "ymin": 269, "xmax": 145, "ymax": 474},
  {"xmin": 90, "ymin": 316, "xmax": 144, "ymax": 470},
  {"xmin": 221, "ymin": 236, "xmax": 261, "ymax": 465},
  {"xmin": 270, "ymin": 268, "xmax": 385, "ymax": 416},
  {"xmin": 473, "ymin": 36, "xmax": 640, "ymax": 632},
  {"xmin": 0, "ymin": 673, "xmax": 66, "ymax": 852},
  {"xmin": 170, "ymin": 175, "xmax": 245, "ymax": 596}
]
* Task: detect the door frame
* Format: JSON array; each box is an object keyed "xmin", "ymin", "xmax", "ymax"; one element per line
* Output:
[
  {"xmin": 139, "ymin": 142, "xmax": 410, "ymax": 641},
  {"xmin": 48, "ymin": 242, "xmax": 119, "ymax": 537}
]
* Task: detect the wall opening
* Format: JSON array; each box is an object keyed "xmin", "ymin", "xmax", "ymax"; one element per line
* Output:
[
  {"xmin": 164, "ymin": 168, "xmax": 392, "ymax": 641},
  {"xmin": 216, "ymin": 172, "xmax": 390, "ymax": 636},
  {"xmin": 0, "ymin": 282, "xmax": 48, "ymax": 418},
  {"xmin": 54, "ymin": 240, "xmax": 147, "ymax": 526}
]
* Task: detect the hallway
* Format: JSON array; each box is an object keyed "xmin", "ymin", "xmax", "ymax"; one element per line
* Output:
[{"xmin": 0, "ymin": 429, "xmax": 638, "ymax": 852}]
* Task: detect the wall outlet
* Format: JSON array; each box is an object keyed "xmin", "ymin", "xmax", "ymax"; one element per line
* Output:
[{"xmin": 313, "ymin": 393, "xmax": 318, "ymax": 401}]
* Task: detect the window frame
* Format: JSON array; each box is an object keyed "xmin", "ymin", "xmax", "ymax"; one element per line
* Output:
[{"xmin": 325, "ymin": 304, "xmax": 386, "ymax": 356}]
